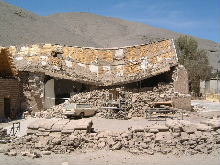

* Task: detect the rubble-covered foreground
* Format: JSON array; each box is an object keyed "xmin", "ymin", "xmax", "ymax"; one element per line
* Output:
[{"xmin": 1, "ymin": 118, "xmax": 219, "ymax": 158}]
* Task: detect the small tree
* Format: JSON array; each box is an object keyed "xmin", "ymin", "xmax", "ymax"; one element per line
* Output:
[{"xmin": 175, "ymin": 35, "xmax": 212, "ymax": 95}]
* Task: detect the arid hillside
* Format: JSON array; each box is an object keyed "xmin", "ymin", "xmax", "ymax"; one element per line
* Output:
[{"xmin": 0, "ymin": 1, "xmax": 219, "ymax": 69}]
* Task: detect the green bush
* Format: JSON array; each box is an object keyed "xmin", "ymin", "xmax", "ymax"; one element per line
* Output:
[{"xmin": 175, "ymin": 35, "xmax": 212, "ymax": 95}]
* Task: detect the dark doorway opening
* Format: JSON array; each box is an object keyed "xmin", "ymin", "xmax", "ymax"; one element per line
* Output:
[
  {"xmin": 54, "ymin": 79, "xmax": 87, "ymax": 105},
  {"xmin": 4, "ymin": 98, "xmax": 11, "ymax": 118}
]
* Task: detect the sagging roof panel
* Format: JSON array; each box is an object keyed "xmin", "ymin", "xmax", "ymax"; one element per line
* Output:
[{"xmin": 5, "ymin": 39, "xmax": 178, "ymax": 86}]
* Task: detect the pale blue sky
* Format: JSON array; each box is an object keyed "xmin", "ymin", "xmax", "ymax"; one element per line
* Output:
[{"xmin": 3, "ymin": 0, "xmax": 220, "ymax": 42}]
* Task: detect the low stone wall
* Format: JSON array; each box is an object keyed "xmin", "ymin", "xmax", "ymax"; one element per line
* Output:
[{"xmin": 5, "ymin": 118, "xmax": 220, "ymax": 157}]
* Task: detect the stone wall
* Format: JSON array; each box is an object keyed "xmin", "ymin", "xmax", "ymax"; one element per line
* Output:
[
  {"xmin": 19, "ymin": 72, "xmax": 45, "ymax": 112},
  {"xmin": 0, "ymin": 78, "xmax": 21, "ymax": 118},
  {"xmin": 172, "ymin": 95, "xmax": 191, "ymax": 111},
  {"xmin": 173, "ymin": 65, "xmax": 189, "ymax": 94},
  {"xmin": 172, "ymin": 65, "xmax": 191, "ymax": 110}
]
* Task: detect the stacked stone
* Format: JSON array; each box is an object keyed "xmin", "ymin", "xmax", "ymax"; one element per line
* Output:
[{"xmin": 4, "ymin": 119, "xmax": 219, "ymax": 157}]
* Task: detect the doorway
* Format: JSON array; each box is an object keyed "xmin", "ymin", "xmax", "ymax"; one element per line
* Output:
[{"xmin": 4, "ymin": 98, "xmax": 11, "ymax": 118}]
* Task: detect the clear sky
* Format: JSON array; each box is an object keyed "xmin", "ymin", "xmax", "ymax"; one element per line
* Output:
[{"xmin": 3, "ymin": 0, "xmax": 220, "ymax": 43}]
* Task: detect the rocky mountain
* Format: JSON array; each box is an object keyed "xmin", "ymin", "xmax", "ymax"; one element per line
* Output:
[
  {"xmin": 0, "ymin": 1, "xmax": 219, "ymax": 69},
  {"xmin": 0, "ymin": 1, "xmax": 98, "ymax": 47}
]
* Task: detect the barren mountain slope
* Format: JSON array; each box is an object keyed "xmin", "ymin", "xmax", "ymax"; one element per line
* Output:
[
  {"xmin": 47, "ymin": 12, "xmax": 220, "ymax": 69},
  {"xmin": 0, "ymin": 1, "xmax": 98, "ymax": 47},
  {"xmin": 0, "ymin": 1, "xmax": 219, "ymax": 69}
]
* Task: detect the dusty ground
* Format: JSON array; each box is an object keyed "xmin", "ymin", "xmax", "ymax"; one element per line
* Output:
[
  {"xmin": 191, "ymin": 100, "xmax": 220, "ymax": 112},
  {"xmin": 0, "ymin": 149, "xmax": 219, "ymax": 165},
  {"xmin": 0, "ymin": 100, "xmax": 220, "ymax": 165}
]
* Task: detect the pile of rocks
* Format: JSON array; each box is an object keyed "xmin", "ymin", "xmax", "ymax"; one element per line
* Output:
[
  {"xmin": 34, "ymin": 102, "xmax": 69, "ymax": 118},
  {"xmin": 87, "ymin": 119, "xmax": 219, "ymax": 155},
  {"xmin": 34, "ymin": 82, "xmax": 178, "ymax": 119},
  {"xmin": 192, "ymin": 104, "xmax": 206, "ymax": 112},
  {"xmin": 0, "ymin": 127, "xmax": 10, "ymax": 144},
  {"xmin": 4, "ymin": 119, "xmax": 219, "ymax": 157},
  {"xmin": 127, "ymin": 83, "xmax": 175, "ymax": 117},
  {"xmin": 33, "ymin": 89, "xmax": 109, "ymax": 119},
  {"xmin": 96, "ymin": 108, "xmax": 129, "ymax": 120}
]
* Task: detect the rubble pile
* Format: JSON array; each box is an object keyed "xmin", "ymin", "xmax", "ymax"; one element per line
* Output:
[
  {"xmin": 127, "ymin": 83, "xmax": 175, "ymax": 117},
  {"xmin": 33, "ymin": 89, "xmax": 109, "ymax": 118},
  {"xmin": 34, "ymin": 82, "xmax": 178, "ymax": 119},
  {"xmin": 192, "ymin": 104, "xmax": 206, "ymax": 112},
  {"xmin": 70, "ymin": 89, "xmax": 108, "ymax": 106},
  {"xmin": 34, "ymin": 102, "xmax": 69, "ymax": 118},
  {"xmin": 0, "ymin": 127, "xmax": 10, "ymax": 144},
  {"xmin": 4, "ymin": 119, "xmax": 220, "ymax": 157},
  {"xmin": 96, "ymin": 108, "xmax": 129, "ymax": 120}
]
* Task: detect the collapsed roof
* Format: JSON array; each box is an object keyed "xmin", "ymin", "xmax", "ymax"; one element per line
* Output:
[{"xmin": 0, "ymin": 39, "xmax": 178, "ymax": 86}]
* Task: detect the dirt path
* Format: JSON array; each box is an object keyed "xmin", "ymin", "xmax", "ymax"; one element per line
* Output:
[{"xmin": 0, "ymin": 150, "xmax": 219, "ymax": 165}]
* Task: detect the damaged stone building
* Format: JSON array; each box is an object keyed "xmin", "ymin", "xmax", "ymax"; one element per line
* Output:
[{"xmin": 0, "ymin": 39, "xmax": 191, "ymax": 119}]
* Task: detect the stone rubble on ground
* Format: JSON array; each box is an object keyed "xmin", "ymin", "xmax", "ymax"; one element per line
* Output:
[
  {"xmin": 33, "ymin": 82, "xmax": 183, "ymax": 120},
  {"xmin": 0, "ymin": 127, "xmax": 10, "ymax": 144},
  {"xmin": 192, "ymin": 104, "xmax": 206, "ymax": 112},
  {"xmin": 1, "ymin": 118, "xmax": 219, "ymax": 158}
]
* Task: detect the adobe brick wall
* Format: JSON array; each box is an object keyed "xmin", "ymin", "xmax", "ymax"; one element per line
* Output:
[{"xmin": 0, "ymin": 78, "xmax": 21, "ymax": 118}]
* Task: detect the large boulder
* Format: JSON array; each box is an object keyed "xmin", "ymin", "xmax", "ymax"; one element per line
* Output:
[{"xmin": 195, "ymin": 124, "xmax": 212, "ymax": 132}]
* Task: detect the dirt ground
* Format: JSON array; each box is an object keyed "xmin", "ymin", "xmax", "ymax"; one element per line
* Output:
[
  {"xmin": 0, "ymin": 149, "xmax": 219, "ymax": 165},
  {"xmin": 191, "ymin": 100, "xmax": 220, "ymax": 112},
  {"xmin": 0, "ymin": 100, "xmax": 220, "ymax": 165}
]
